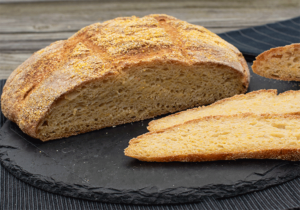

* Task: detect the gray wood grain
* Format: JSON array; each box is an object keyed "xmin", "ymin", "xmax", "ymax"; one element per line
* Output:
[
  {"xmin": 0, "ymin": 53, "xmax": 32, "ymax": 79},
  {"xmin": 0, "ymin": 0, "xmax": 299, "ymax": 79}
]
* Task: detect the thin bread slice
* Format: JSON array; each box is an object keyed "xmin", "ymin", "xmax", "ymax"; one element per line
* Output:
[
  {"xmin": 125, "ymin": 113, "xmax": 300, "ymax": 162},
  {"xmin": 147, "ymin": 89, "xmax": 300, "ymax": 132},
  {"xmin": 252, "ymin": 43, "xmax": 300, "ymax": 81}
]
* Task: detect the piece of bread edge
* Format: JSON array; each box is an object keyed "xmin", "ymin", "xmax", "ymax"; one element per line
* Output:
[{"xmin": 252, "ymin": 43, "xmax": 300, "ymax": 81}]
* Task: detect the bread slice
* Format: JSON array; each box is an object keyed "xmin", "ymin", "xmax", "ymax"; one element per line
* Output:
[
  {"xmin": 1, "ymin": 14, "xmax": 249, "ymax": 141},
  {"xmin": 125, "ymin": 113, "xmax": 300, "ymax": 162},
  {"xmin": 148, "ymin": 89, "xmax": 300, "ymax": 132},
  {"xmin": 252, "ymin": 43, "xmax": 300, "ymax": 81}
]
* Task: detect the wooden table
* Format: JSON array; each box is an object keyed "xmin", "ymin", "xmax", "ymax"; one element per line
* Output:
[{"xmin": 0, "ymin": 0, "xmax": 299, "ymax": 80}]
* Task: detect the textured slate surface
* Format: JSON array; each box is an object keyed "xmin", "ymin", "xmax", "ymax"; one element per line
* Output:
[
  {"xmin": 2, "ymin": 116, "xmax": 300, "ymax": 205},
  {"xmin": 219, "ymin": 16, "xmax": 300, "ymax": 60}
]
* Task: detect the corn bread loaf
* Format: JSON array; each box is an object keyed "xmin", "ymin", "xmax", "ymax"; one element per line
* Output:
[
  {"xmin": 252, "ymin": 43, "xmax": 300, "ymax": 81},
  {"xmin": 125, "ymin": 114, "xmax": 300, "ymax": 162},
  {"xmin": 1, "ymin": 14, "xmax": 249, "ymax": 141},
  {"xmin": 148, "ymin": 89, "xmax": 300, "ymax": 132}
]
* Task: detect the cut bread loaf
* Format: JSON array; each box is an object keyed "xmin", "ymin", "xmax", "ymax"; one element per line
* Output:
[
  {"xmin": 252, "ymin": 43, "xmax": 300, "ymax": 81},
  {"xmin": 125, "ymin": 113, "xmax": 300, "ymax": 162},
  {"xmin": 1, "ymin": 14, "xmax": 249, "ymax": 141},
  {"xmin": 148, "ymin": 89, "xmax": 300, "ymax": 132}
]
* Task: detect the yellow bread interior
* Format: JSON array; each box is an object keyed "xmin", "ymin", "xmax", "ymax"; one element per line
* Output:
[
  {"xmin": 148, "ymin": 89, "xmax": 300, "ymax": 132},
  {"xmin": 37, "ymin": 63, "xmax": 245, "ymax": 141},
  {"xmin": 252, "ymin": 43, "xmax": 300, "ymax": 81},
  {"xmin": 126, "ymin": 114, "xmax": 300, "ymax": 162}
]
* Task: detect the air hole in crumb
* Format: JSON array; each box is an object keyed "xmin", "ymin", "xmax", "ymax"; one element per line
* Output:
[
  {"xmin": 293, "ymin": 57, "xmax": 299, "ymax": 62},
  {"xmin": 42, "ymin": 121, "xmax": 48, "ymax": 126},
  {"xmin": 224, "ymin": 78, "xmax": 232, "ymax": 82},
  {"xmin": 272, "ymin": 55, "xmax": 282, "ymax": 59},
  {"xmin": 137, "ymin": 110, "xmax": 144, "ymax": 114},
  {"xmin": 270, "ymin": 133, "xmax": 284, "ymax": 138},
  {"xmin": 271, "ymin": 123, "xmax": 286, "ymax": 129}
]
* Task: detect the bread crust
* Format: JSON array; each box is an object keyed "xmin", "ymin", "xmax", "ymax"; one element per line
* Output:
[
  {"xmin": 125, "ymin": 149, "xmax": 300, "ymax": 162},
  {"xmin": 252, "ymin": 43, "xmax": 300, "ymax": 81},
  {"xmin": 126, "ymin": 113, "xmax": 300, "ymax": 162},
  {"xmin": 1, "ymin": 14, "xmax": 249, "ymax": 140}
]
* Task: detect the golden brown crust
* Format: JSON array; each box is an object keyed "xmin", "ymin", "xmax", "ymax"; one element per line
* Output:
[
  {"xmin": 1, "ymin": 14, "xmax": 249, "ymax": 140},
  {"xmin": 126, "ymin": 113, "xmax": 300, "ymax": 162},
  {"xmin": 125, "ymin": 149, "xmax": 300, "ymax": 162},
  {"xmin": 252, "ymin": 43, "xmax": 300, "ymax": 81}
]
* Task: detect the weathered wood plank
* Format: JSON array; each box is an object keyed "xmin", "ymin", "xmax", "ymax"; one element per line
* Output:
[
  {"xmin": 0, "ymin": 53, "xmax": 32, "ymax": 79},
  {"xmin": 0, "ymin": 32, "xmax": 73, "ymax": 42},
  {"xmin": 0, "ymin": 1, "xmax": 299, "ymax": 33},
  {"xmin": 0, "ymin": 41, "xmax": 55, "ymax": 52},
  {"xmin": 0, "ymin": 0, "xmax": 299, "ymax": 79},
  {"xmin": 0, "ymin": 0, "xmax": 128, "ymax": 3},
  {"xmin": 0, "ymin": 17, "xmax": 294, "ymax": 34}
]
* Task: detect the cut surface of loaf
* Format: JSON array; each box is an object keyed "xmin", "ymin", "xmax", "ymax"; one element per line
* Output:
[
  {"xmin": 1, "ymin": 14, "xmax": 249, "ymax": 141},
  {"xmin": 252, "ymin": 43, "xmax": 300, "ymax": 81},
  {"xmin": 148, "ymin": 89, "xmax": 300, "ymax": 132},
  {"xmin": 125, "ymin": 114, "xmax": 300, "ymax": 162}
]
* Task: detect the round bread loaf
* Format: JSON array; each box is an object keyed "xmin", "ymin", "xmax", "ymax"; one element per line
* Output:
[{"xmin": 1, "ymin": 14, "xmax": 249, "ymax": 141}]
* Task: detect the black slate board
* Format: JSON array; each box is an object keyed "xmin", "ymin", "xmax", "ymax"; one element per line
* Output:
[
  {"xmin": 219, "ymin": 16, "xmax": 300, "ymax": 60},
  {"xmin": 1, "ymin": 63, "xmax": 300, "ymax": 205}
]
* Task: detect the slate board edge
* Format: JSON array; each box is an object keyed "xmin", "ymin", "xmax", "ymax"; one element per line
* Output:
[{"xmin": 1, "ymin": 121, "xmax": 300, "ymax": 204}]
